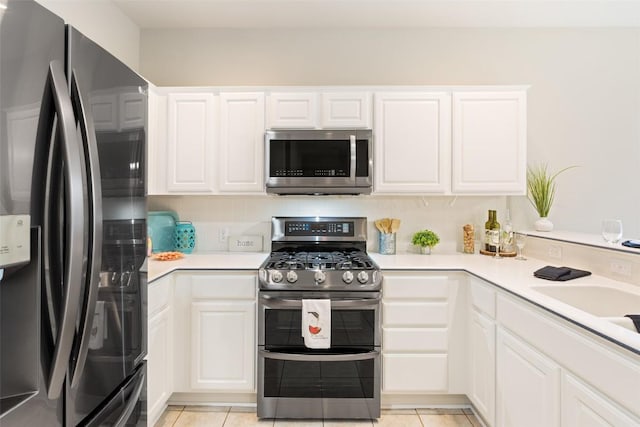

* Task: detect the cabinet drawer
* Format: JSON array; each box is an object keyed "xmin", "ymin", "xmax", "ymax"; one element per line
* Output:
[
  {"xmin": 148, "ymin": 277, "xmax": 171, "ymax": 316},
  {"xmin": 383, "ymin": 275, "xmax": 449, "ymax": 299},
  {"xmin": 469, "ymin": 277, "xmax": 496, "ymax": 318},
  {"xmin": 383, "ymin": 301, "xmax": 448, "ymax": 326},
  {"xmin": 383, "ymin": 327, "xmax": 448, "ymax": 352},
  {"xmin": 383, "ymin": 353, "xmax": 448, "ymax": 392},
  {"xmin": 190, "ymin": 274, "xmax": 256, "ymax": 299}
]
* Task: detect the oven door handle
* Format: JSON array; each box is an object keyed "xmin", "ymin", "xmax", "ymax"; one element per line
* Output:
[
  {"xmin": 259, "ymin": 349, "xmax": 379, "ymax": 362},
  {"xmin": 260, "ymin": 295, "xmax": 380, "ymax": 309}
]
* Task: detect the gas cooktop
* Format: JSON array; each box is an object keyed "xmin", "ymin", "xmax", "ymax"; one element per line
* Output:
[{"xmin": 258, "ymin": 217, "xmax": 382, "ymax": 291}]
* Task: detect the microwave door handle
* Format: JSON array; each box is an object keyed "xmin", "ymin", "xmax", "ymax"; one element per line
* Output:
[{"xmin": 349, "ymin": 134, "xmax": 356, "ymax": 182}]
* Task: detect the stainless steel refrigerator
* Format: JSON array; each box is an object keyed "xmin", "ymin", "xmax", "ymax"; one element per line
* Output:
[{"xmin": 0, "ymin": 0, "xmax": 147, "ymax": 425}]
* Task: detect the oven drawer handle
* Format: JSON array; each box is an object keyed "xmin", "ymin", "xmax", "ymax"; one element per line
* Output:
[
  {"xmin": 259, "ymin": 349, "xmax": 379, "ymax": 362},
  {"xmin": 260, "ymin": 296, "xmax": 380, "ymax": 309}
]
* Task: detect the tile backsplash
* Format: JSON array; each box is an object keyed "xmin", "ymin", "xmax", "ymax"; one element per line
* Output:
[{"xmin": 147, "ymin": 195, "xmax": 508, "ymax": 254}]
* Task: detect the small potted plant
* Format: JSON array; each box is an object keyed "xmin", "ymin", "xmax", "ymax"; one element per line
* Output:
[
  {"xmin": 527, "ymin": 163, "xmax": 576, "ymax": 231},
  {"xmin": 411, "ymin": 229, "xmax": 440, "ymax": 254}
]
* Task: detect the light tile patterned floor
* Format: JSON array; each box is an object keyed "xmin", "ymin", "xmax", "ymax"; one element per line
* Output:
[{"xmin": 155, "ymin": 406, "xmax": 483, "ymax": 427}]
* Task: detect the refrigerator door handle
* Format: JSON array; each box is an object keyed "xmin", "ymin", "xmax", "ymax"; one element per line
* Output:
[
  {"xmin": 68, "ymin": 70, "xmax": 103, "ymax": 389},
  {"xmin": 113, "ymin": 368, "xmax": 146, "ymax": 427},
  {"xmin": 34, "ymin": 61, "xmax": 86, "ymax": 400}
]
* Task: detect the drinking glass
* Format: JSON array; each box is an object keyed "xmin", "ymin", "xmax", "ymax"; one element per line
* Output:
[
  {"xmin": 515, "ymin": 232, "xmax": 527, "ymax": 260},
  {"xmin": 490, "ymin": 229, "xmax": 502, "ymax": 259},
  {"xmin": 602, "ymin": 219, "xmax": 623, "ymax": 244}
]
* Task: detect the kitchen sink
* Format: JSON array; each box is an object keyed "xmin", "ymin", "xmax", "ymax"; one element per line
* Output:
[{"xmin": 531, "ymin": 285, "xmax": 640, "ymax": 318}]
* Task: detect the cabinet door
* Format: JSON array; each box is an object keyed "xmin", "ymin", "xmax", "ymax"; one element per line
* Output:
[
  {"xmin": 190, "ymin": 301, "xmax": 256, "ymax": 391},
  {"xmin": 496, "ymin": 328, "xmax": 560, "ymax": 427},
  {"xmin": 267, "ymin": 92, "xmax": 318, "ymax": 128},
  {"xmin": 321, "ymin": 92, "xmax": 371, "ymax": 128},
  {"xmin": 167, "ymin": 93, "xmax": 216, "ymax": 193},
  {"xmin": 562, "ymin": 373, "xmax": 640, "ymax": 427},
  {"xmin": 469, "ymin": 310, "xmax": 496, "ymax": 426},
  {"xmin": 452, "ymin": 91, "xmax": 526, "ymax": 194},
  {"xmin": 119, "ymin": 92, "xmax": 146, "ymax": 130},
  {"xmin": 219, "ymin": 92, "xmax": 266, "ymax": 193},
  {"xmin": 148, "ymin": 305, "xmax": 171, "ymax": 425},
  {"xmin": 374, "ymin": 92, "xmax": 451, "ymax": 193}
]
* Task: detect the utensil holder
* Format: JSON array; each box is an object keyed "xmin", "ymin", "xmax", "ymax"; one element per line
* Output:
[
  {"xmin": 379, "ymin": 232, "xmax": 396, "ymax": 255},
  {"xmin": 174, "ymin": 221, "xmax": 196, "ymax": 253}
]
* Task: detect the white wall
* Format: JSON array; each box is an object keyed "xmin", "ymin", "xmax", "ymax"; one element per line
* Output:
[
  {"xmin": 140, "ymin": 28, "xmax": 640, "ymax": 239},
  {"xmin": 36, "ymin": 0, "xmax": 140, "ymax": 71}
]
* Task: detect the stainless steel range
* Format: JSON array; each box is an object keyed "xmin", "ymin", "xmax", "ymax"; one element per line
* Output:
[{"xmin": 257, "ymin": 217, "xmax": 382, "ymax": 420}]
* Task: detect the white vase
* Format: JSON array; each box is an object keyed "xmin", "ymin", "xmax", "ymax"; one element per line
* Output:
[
  {"xmin": 420, "ymin": 246, "xmax": 432, "ymax": 255},
  {"xmin": 534, "ymin": 217, "xmax": 554, "ymax": 232}
]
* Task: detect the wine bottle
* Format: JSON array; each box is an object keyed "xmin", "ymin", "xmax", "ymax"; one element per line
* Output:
[
  {"xmin": 502, "ymin": 209, "xmax": 514, "ymax": 253},
  {"xmin": 484, "ymin": 210, "xmax": 500, "ymax": 252}
]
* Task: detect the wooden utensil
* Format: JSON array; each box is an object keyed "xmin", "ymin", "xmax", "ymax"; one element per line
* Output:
[{"xmin": 391, "ymin": 218, "xmax": 400, "ymax": 233}]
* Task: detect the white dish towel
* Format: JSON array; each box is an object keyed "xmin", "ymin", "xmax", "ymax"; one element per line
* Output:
[{"xmin": 302, "ymin": 299, "xmax": 331, "ymax": 349}]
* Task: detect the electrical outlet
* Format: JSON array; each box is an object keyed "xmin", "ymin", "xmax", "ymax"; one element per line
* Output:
[
  {"xmin": 610, "ymin": 259, "xmax": 632, "ymax": 277},
  {"xmin": 548, "ymin": 245, "xmax": 562, "ymax": 260},
  {"xmin": 218, "ymin": 227, "xmax": 229, "ymax": 243}
]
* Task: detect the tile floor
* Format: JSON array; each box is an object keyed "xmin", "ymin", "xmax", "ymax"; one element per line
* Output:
[{"xmin": 155, "ymin": 406, "xmax": 483, "ymax": 427}]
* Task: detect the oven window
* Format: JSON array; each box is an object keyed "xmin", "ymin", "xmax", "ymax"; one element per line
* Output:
[
  {"xmin": 264, "ymin": 309, "xmax": 375, "ymax": 349},
  {"xmin": 263, "ymin": 357, "xmax": 375, "ymax": 398}
]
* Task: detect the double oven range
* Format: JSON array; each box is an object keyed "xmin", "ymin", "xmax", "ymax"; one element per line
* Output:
[{"xmin": 258, "ymin": 217, "xmax": 382, "ymax": 419}]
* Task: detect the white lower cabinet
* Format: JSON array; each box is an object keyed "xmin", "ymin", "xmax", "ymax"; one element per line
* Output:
[
  {"xmin": 496, "ymin": 327, "xmax": 560, "ymax": 427},
  {"xmin": 147, "ymin": 275, "xmax": 173, "ymax": 426},
  {"xmin": 190, "ymin": 300, "xmax": 256, "ymax": 390},
  {"xmin": 468, "ymin": 310, "xmax": 495, "ymax": 426},
  {"xmin": 381, "ymin": 272, "xmax": 466, "ymax": 394},
  {"xmin": 562, "ymin": 373, "xmax": 639, "ymax": 427},
  {"xmin": 173, "ymin": 272, "xmax": 257, "ymax": 393}
]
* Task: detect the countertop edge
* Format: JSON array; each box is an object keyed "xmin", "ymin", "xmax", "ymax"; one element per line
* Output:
[{"xmin": 147, "ymin": 252, "xmax": 640, "ymax": 355}]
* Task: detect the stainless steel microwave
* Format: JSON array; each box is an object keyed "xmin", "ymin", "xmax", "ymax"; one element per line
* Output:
[{"xmin": 265, "ymin": 129, "xmax": 373, "ymax": 195}]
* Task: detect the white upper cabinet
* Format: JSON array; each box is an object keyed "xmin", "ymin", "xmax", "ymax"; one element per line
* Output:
[
  {"xmin": 166, "ymin": 92, "xmax": 216, "ymax": 193},
  {"xmin": 267, "ymin": 91, "xmax": 372, "ymax": 129},
  {"xmin": 150, "ymin": 86, "xmax": 527, "ymax": 196},
  {"xmin": 218, "ymin": 92, "xmax": 266, "ymax": 193},
  {"xmin": 268, "ymin": 92, "xmax": 318, "ymax": 128},
  {"xmin": 321, "ymin": 92, "xmax": 372, "ymax": 128},
  {"xmin": 452, "ymin": 91, "xmax": 527, "ymax": 194},
  {"xmin": 374, "ymin": 92, "xmax": 451, "ymax": 194}
]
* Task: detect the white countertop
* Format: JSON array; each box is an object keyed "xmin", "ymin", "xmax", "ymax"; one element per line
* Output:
[{"xmin": 148, "ymin": 250, "xmax": 640, "ymax": 354}]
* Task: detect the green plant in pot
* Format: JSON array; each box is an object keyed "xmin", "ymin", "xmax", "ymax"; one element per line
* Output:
[
  {"xmin": 527, "ymin": 163, "xmax": 576, "ymax": 232},
  {"xmin": 411, "ymin": 229, "xmax": 440, "ymax": 254}
]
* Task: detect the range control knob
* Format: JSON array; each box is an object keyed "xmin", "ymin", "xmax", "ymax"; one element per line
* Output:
[
  {"xmin": 286, "ymin": 270, "xmax": 298, "ymax": 283},
  {"xmin": 271, "ymin": 270, "xmax": 283, "ymax": 283},
  {"xmin": 357, "ymin": 271, "xmax": 369, "ymax": 284},
  {"xmin": 342, "ymin": 271, "xmax": 354, "ymax": 284},
  {"xmin": 314, "ymin": 270, "xmax": 326, "ymax": 284}
]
